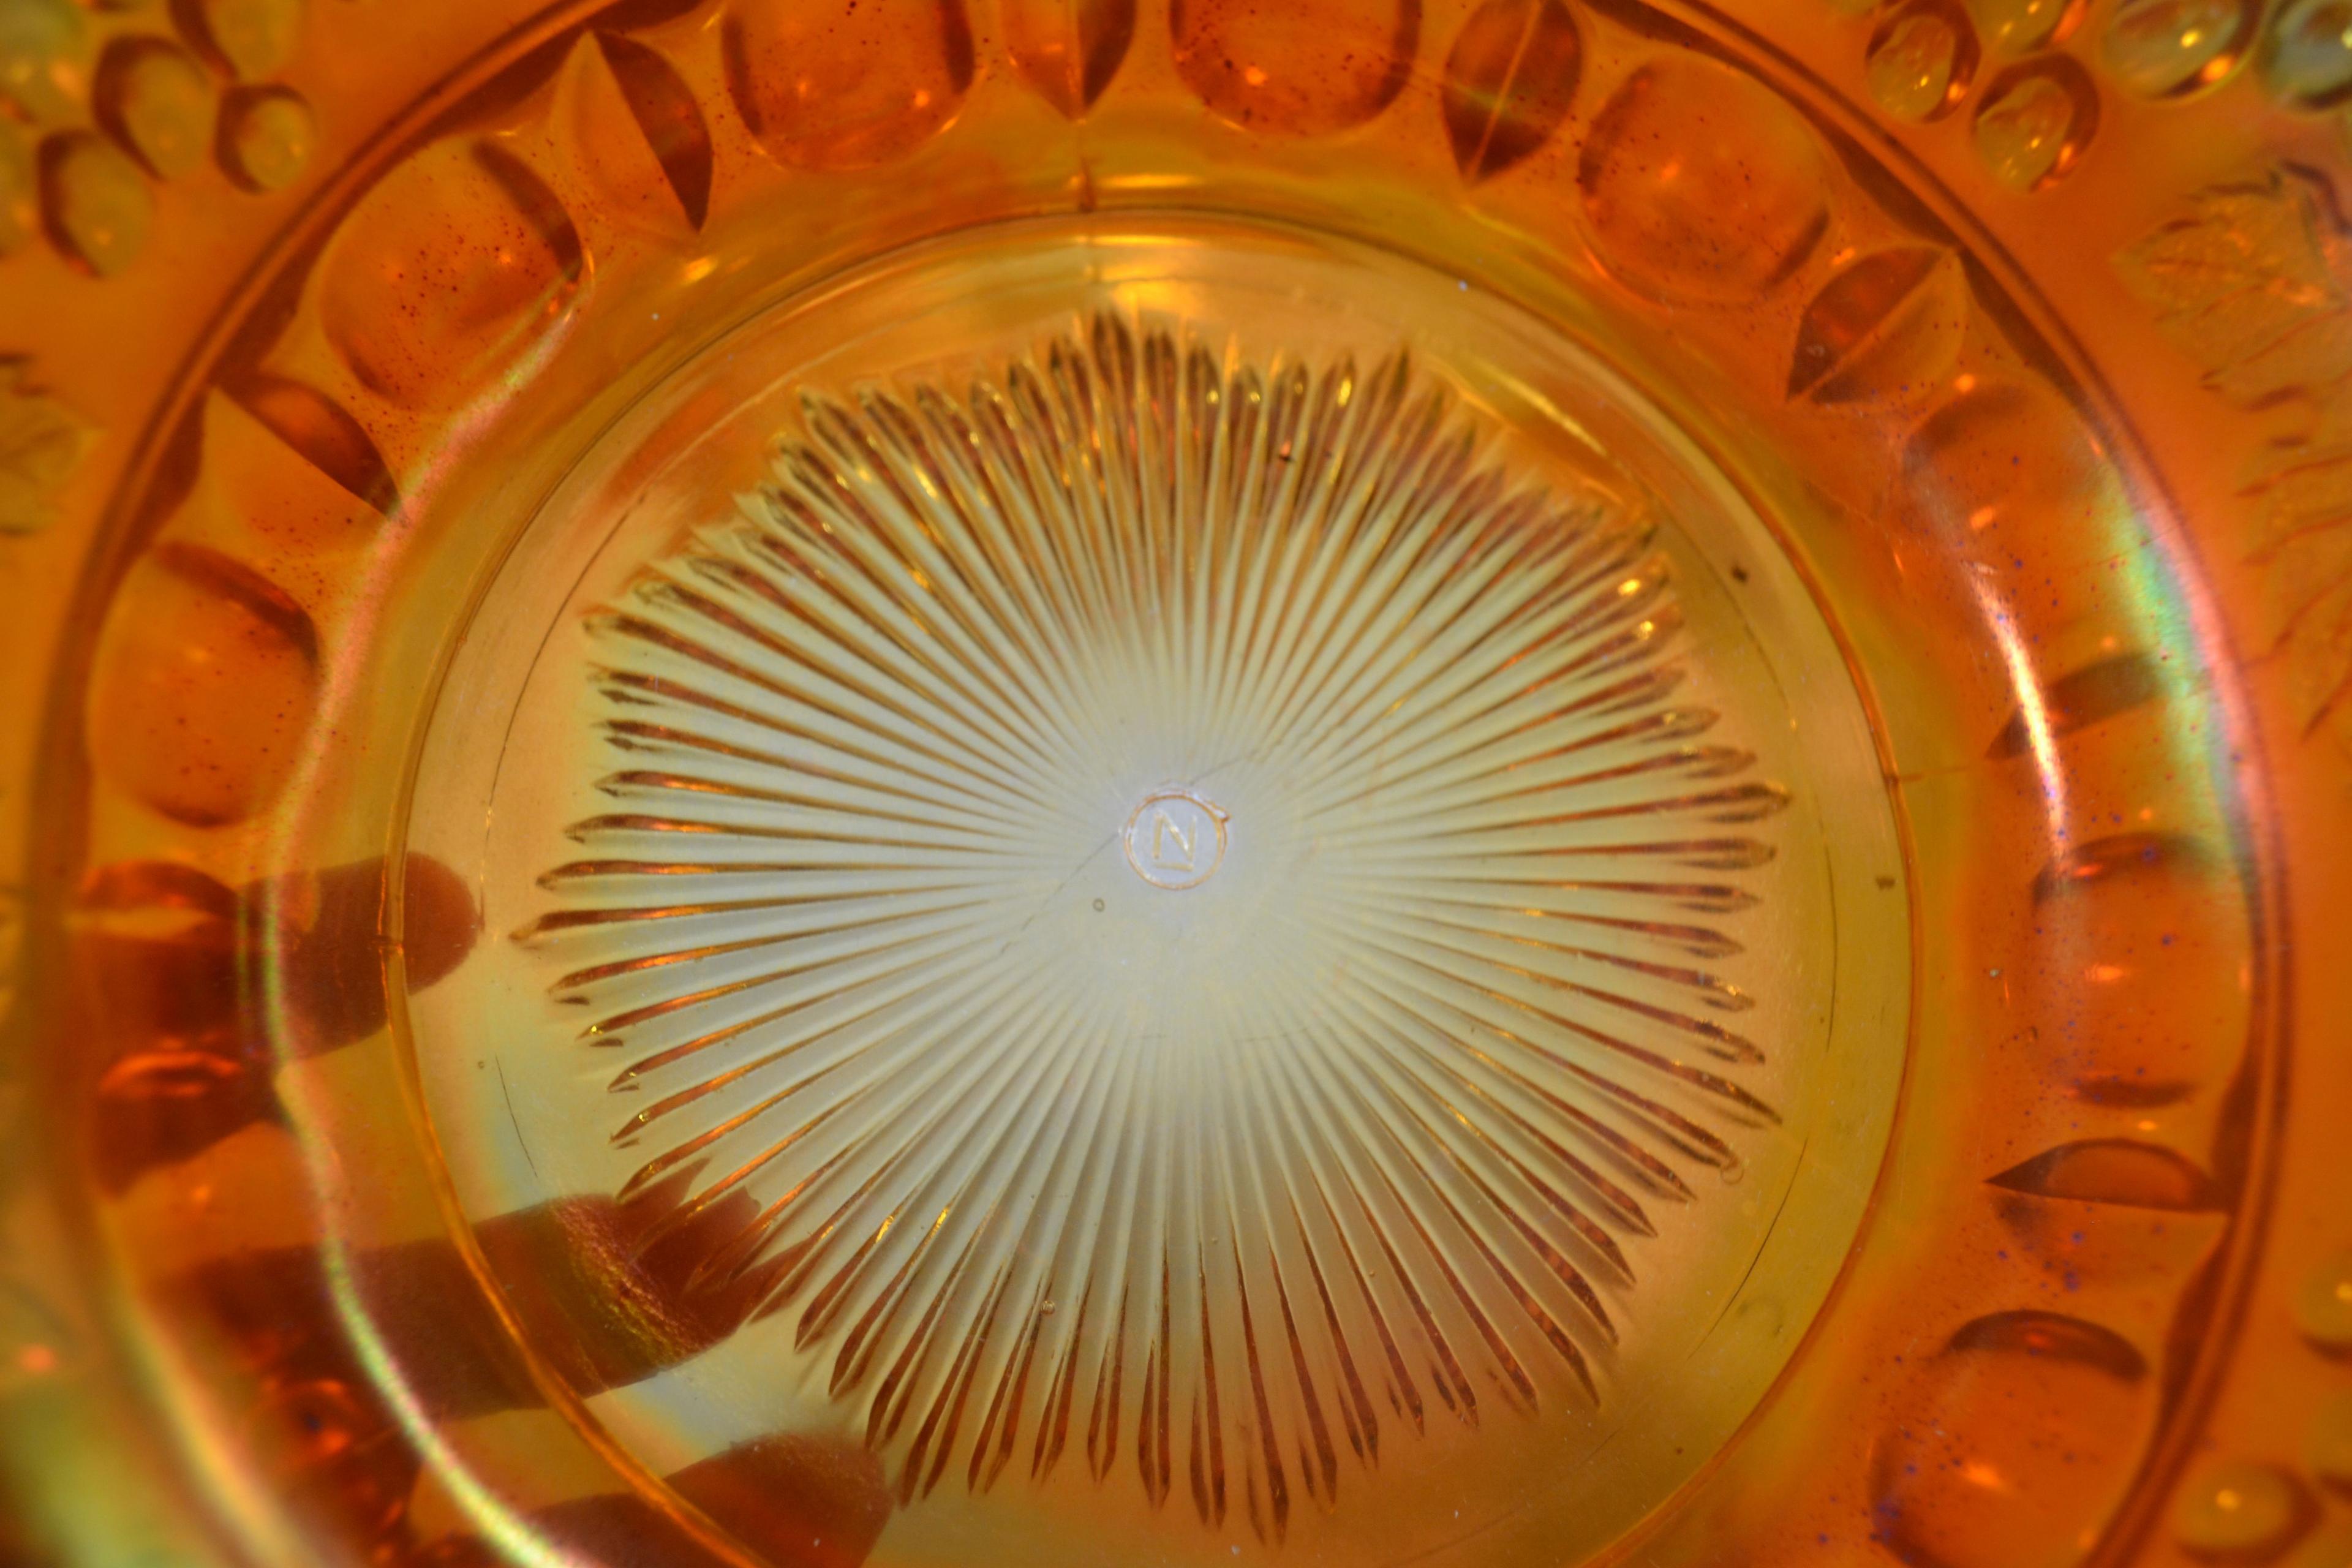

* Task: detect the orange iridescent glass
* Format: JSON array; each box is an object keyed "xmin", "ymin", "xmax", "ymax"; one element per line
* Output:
[{"xmin": 0, "ymin": 2, "xmax": 2345, "ymax": 1567}]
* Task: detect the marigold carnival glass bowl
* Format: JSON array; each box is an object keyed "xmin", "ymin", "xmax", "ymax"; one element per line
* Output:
[{"xmin": 2, "ymin": 0, "xmax": 2351, "ymax": 1564}]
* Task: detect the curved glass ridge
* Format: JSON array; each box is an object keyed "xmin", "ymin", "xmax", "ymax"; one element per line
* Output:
[{"xmin": 404, "ymin": 227, "xmax": 1907, "ymax": 1566}]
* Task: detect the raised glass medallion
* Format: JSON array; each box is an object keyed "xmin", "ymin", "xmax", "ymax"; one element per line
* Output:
[{"xmin": 401, "ymin": 217, "xmax": 1905, "ymax": 1568}]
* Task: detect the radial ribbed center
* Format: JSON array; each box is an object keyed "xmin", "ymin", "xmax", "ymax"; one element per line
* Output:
[{"xmin": 516, "ymin": 312, "xmax": 1790, "ymax": 1540}]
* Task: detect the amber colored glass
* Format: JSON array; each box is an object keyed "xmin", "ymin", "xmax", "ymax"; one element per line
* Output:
[{"xmin": 0, "ymin": 1, "xmax": 2345, "ymax": 1566}]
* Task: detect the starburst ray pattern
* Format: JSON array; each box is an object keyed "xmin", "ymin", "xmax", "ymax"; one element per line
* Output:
[{"xmin": 518, "ymin": 314, "xmax": 1787, "ymax": 1540}]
